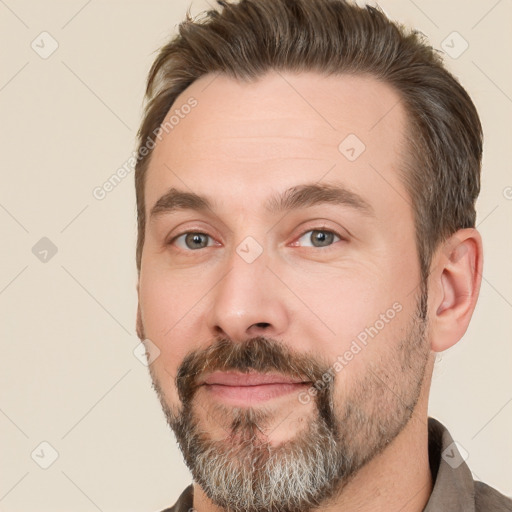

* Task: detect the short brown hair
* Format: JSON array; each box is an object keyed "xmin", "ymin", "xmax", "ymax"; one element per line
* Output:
[{"xmin": 134, "ymin": 0, "xmax": 482, "ymax": 283}]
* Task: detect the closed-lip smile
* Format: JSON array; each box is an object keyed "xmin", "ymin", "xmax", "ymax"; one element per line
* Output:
[{"xmin": 199, "ymin": 371, "xmax": 311, "ymax": 405}]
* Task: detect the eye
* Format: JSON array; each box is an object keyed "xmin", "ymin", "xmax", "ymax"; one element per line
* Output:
[
  {"xmin": 296, "ymin": 229, "xmax": 341, "ymax": 248},
  {"xmin": 172, "ymin": 232, "xmax": 215, "ymax": 250}
]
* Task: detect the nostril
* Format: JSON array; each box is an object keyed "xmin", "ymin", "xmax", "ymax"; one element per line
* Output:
[{"xmin": 254, "ymin": 322, "xmax": 271, "ymax": 328}]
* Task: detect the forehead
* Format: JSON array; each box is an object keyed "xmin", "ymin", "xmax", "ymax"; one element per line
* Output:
[{"xmin": 145, "ymin": 71, "xmax": 411, "ymax": 221}]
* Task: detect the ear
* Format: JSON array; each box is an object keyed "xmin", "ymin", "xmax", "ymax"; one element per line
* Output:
[
  {"xmin": 428, "ymin": 228, "xmax": 483, "ymax": 353},
  {"xmin": 136, "ymin": 282, "xmax": 145, "ymax": 340}
]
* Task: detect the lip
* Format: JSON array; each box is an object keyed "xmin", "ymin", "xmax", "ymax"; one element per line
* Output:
[
  {"xmin": 199, "ymin": 371, "xmax": 311, "ymax": 406},
  {"xmin": 201, "ymin": 371, "xmax": 307, "ymax": 386}
]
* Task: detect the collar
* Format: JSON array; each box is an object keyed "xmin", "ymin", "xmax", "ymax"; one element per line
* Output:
[{"xmin": 423, "ymin": 416, "xmax": 475, "ymax": 511}]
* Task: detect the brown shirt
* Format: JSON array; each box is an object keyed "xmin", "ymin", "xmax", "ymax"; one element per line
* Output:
[{"xmin": 159, "ymin": 417, "xmax": 512, "ymax": 511}]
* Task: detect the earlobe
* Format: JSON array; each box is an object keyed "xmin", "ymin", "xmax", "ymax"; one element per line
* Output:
[{"xmin": 429, "ymin": 228, "xmax": 483, "ymax": 353}]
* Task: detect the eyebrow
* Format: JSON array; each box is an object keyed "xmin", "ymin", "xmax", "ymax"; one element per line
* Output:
[{"xmin": 149, "ymin": 182, "xmax": 374, "ymax": 220}]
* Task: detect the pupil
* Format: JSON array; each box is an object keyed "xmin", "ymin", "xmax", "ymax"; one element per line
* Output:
[
  {"xmin": 313, "ymin": 230, "xmax": 332, "ymax": 247},
  {"xmin": 187, "ymin": 233, "xmax": 207, "ymax": 248}
]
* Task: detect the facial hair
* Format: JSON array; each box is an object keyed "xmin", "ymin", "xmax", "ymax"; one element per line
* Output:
[{"xmin": 148, "ymin": 288, "xmax": 430, "ymax": 512}]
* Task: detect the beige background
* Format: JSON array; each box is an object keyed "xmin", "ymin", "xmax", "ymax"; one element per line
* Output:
[{"xmin": 0, "ymin": 0, "xmax": 511, "ymax": 510}]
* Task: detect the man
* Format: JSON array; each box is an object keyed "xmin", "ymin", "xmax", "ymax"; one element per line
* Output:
[{"xmin": 134, "ymin": 0, "xmax": 512, "ymax": 510}]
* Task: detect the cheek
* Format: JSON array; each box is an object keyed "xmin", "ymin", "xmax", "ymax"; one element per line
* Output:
[
  {"xmin": 138, "ymin": 270, "xmax": 200, "ymax": 380},
  {"xmin": 288, "ymin": 265, "xmax": 393, "ymax": 341},
  {"xmin": 289, "ymin": 262, "xmax": 414, "ymax": 377},
  {"xmin": 139, "ymin": 260, "xmax": 206, "ymax": 330},
  {"xmin": 139, "ymin": 273, "xmax": 174, "ymax": 335}
]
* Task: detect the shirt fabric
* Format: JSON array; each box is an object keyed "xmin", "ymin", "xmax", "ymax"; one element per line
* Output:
[{"xmin": 159, "ymin": 417, "xmax": 512, "ymax": 511}]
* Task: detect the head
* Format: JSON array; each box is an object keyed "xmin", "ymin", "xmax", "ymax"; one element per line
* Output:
[{"xmin": 134, "ymin": 1, "xmax": 483, "ymax": 511}]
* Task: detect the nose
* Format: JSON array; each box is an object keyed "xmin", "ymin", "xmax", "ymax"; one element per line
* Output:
[{"xmin": 206, "ymin": 245, "xmax": 289, "ymax": 343}]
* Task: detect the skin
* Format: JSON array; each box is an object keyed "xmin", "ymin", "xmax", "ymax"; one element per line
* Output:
[{"xmin": 136, "ymin": 71, "xmax": 483, "ymax": 511}]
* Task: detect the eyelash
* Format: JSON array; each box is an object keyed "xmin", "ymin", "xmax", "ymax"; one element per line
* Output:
[{"xmin": 168, "ymin": 227, "xmax": 344, "ymax": 252}]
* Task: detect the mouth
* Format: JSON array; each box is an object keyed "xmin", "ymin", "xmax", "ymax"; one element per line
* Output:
[{"xmin": 199, "ymin": 371, "xmax": 311, "ymax": 405}]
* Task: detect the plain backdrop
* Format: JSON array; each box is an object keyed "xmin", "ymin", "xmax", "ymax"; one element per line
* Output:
[{"xmin": 1, "ymin": 0, "xmax": 511, "ymax": 510}]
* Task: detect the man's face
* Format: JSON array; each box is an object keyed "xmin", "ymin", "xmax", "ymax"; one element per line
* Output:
[{"xmin": 137, "ymin": 71, "xmax": 431, "ymax": 511}]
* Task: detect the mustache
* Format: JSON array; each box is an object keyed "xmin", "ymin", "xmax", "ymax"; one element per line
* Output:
[{"xmin": 175, "ymin": 336, "xmax": 332, "ymax": 405}]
